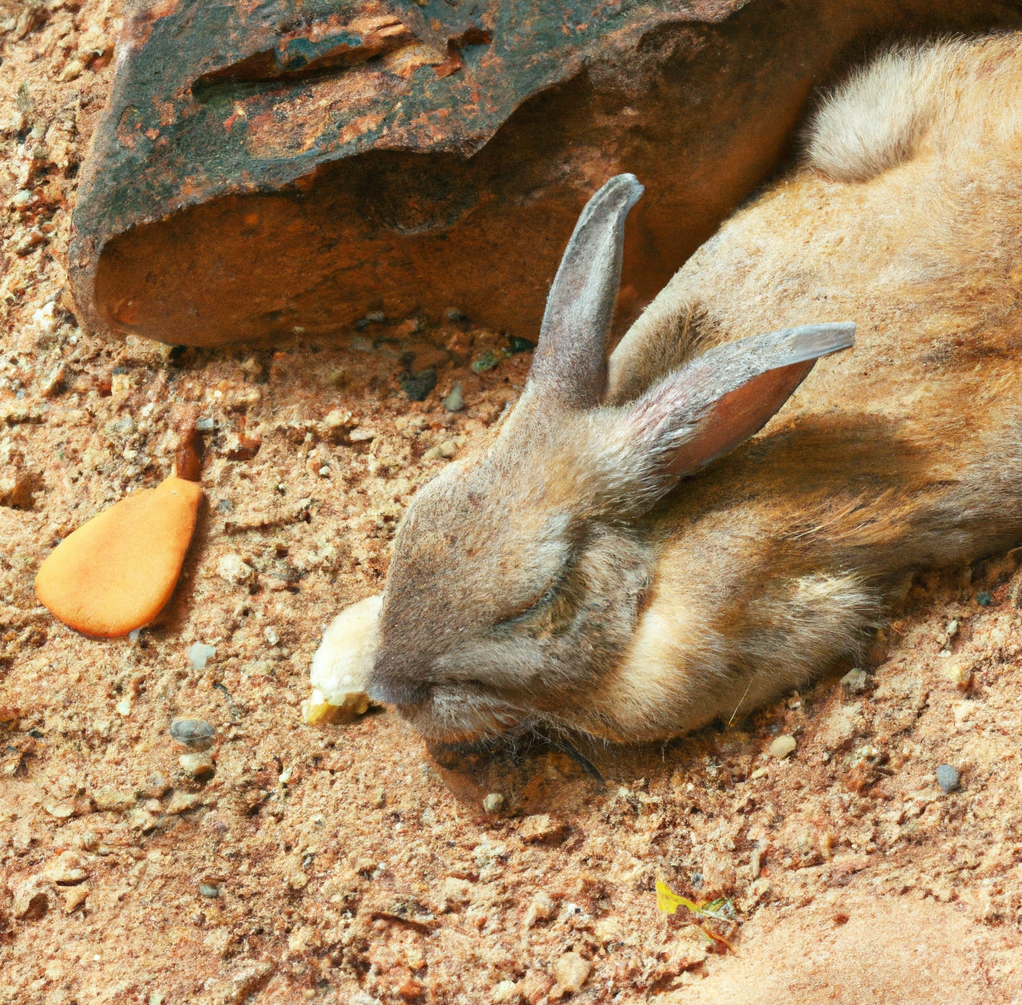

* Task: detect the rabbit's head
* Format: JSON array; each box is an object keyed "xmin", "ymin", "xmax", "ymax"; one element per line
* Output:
[{"xmin": 367, "ymin": 174, "xmax": 853, "ymax": 742}]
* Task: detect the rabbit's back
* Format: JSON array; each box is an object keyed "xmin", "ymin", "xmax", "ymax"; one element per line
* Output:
[{"xmin": 611, "ymin": 33, "xmax": 1022, "ymax": 414}]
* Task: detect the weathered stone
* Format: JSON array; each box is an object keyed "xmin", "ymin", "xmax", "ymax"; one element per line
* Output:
[
  {"xmin": 553, "ymin": 952, "xmax": 592, "ymax": 994},
  {"xmin": 519, "ymin": 814, "xmax": 569, "ymax": 845},
  {"xmin": 770, "ymin": 735, "xmax": 797, "ymax": 759},
  {"xmin": 170, "ymin": 718, "xmax": 216, "ymax": 751},
  {"xmin": 70, "ymin": 1, "xmax": 1022, "ymax": 348}
]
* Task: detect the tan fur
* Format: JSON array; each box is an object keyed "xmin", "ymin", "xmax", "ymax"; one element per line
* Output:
[{"xmin": 328, "ymin": 34, "xmax": 1022, "ymax": 744}]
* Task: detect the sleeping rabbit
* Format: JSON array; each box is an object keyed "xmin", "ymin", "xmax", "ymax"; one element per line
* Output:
[{"xmin": 308, "ymin": 34, "xmax": 1022, "ymax": 744}]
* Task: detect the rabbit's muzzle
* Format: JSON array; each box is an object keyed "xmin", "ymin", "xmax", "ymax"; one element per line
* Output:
[{"xmin": 369, "ymin": 669, "xmax": 525, "ymax": 744}]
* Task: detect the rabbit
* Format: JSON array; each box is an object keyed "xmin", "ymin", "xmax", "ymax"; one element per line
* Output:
[{"xmin": 310, "ymin": 34, "xmax": 1022, "ymax": 744}]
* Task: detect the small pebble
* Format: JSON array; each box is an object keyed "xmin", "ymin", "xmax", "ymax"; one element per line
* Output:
[
  {"xmin": 840, "ymin": 668, "xmax": 869, "ymax": 694},
  {"xmin": 188, "ymin": 642, "xmax": 216, "ymax": 671},
  {"xmin": 166, "ymin": 791, "xmax": 202, "ymax": 815},
  {"xmin": 170, "ymin": 718, "xmax": 216, "ymax": 751},
  {"xmin": 507, "ymin": 336, "xmax": 535, "ymax": 355},
  {"xmin": 195, "ymin": 416, "xmax": 215, "ymax": 432},
  {"xmin": 936, "ymin": 764, "xmax": 960, "ymax": 793},
  {"xmin": 198, "ymin": 883, "xmax": 220, "ymax": 898},
  {"xmin": 128, "ymin": 628, "xmax": 141, "ymax": 643},
  {"xmin": 524, "ymin": 891, "xmax": 557, "ymax": 928},
  {"xmin": 553, "ymin": 952, "xmax": 592, "ymax": 994},
  {"xmin": 482, "ymin": 793, "xmax": 505, "ymax": 815},
  {"xmin": 179, "ymin": 752, "xmax": 215, "ymax": 781},
  {"xmin": 947, "ymin": 663, "xmax": 972, "ymax": 691},
  {"xmin": 216, "ymin": 554, "xmax": 253, "ymax": 586},
  {"xmin": 976, "ymin": 591, "xmax": 993, "ymax": 607},
  {"xmin": 445, "ymin": 307, "xmax": 466, "ymax": 321},
  {"xmin": 115, "ymin": 699, "xmax": 131, "ymax": 717},
  {"xmin": 399, "ymin": 368, "xmax": 437, "ymax": 402},
  {"xmin": 492, "ymin": 981, "xmax": 518, "ymax": 1004},
  {"xmin": 471, "ymin": 350, "xmax": 504, "ymax": 373},
  {"xmin": 442, "ymin": 382, "xmax": 464, "ymax": 412},
  {"xmin": 770, "ymin": 735, "xmax": 797, "ymax": 759},
  {"xmin": 264, "ymin": 627, "xmax": 280, "ymax": 646}
]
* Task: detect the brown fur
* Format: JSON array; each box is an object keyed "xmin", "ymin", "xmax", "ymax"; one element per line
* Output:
[{"xmin": 324, "ymin": 34, "xmax": 1022, "ymax": 743}]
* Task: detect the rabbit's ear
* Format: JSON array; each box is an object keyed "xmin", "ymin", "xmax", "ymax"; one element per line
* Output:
[
  {"xmin": 527, "ymin": 174, "xmax": 644, "ymax": 409},
  {"xmin": 615, "ymin": 322, "xmax": 855, "ymax": 500}
]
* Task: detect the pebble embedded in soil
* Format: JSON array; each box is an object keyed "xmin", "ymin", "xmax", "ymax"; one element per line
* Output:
[
  {"xmin": 188, "ymin": 642, "xmax": 216, "ymax": 670},
  {"xmin": 399, "ymin": 368, "xmax": 437, "ymax": 401},
  {"xmin": 841, "ymin": 668, "xmax": 869, "ymax": 694},
  {"xmin": 170, "ymin": 718, "xmax": 216, "ymax": 751},
  {"xmin": 770, "ymin": 735, "xmax": 797, "ymax": 759},
  {"xmin": 471, "ymin": 350, "xmax": 504, "ymax": 373},
  {"xmin": 179, "ymin": 752, "xmax": 215, "ymax": 781},
  {"xmin": 199, "ymin": 884, "xmax": 220, "ymax": 898},
  {"xmin": 524, "ymin": 891, "xmax": 557, "ymax": 928},
  {"xmin": 553, "ymin": 952, "xmax": 592, "ymax": 994},
  {"xmin": 216, "ymin": 553, "xmax": 254, "ymax": 586},
  {"xmin": 519, "ymin": 814, "xmax": 569, "ymax": 845},
  {"xmin": 507, "ymin": 335, "xmax": 536, "ymax": 354},
  {"xmin": 442, "ymin": 382, "xmax": 464, "ymax": 411},
  {"xmin": 937, "ymin": 764, "xmax": 961, "ymax": 793},
  {"xmin": 947, "ymin": 664, "xmax": 972, "ymax": 691},
  {"xmin": 482, "ymin": 793, "xmax": 505, "ymax": 814}
]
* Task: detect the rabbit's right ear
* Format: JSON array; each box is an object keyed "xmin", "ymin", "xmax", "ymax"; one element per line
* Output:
[
  {"xmin": 601, "ymin": 322, "xmax": 855, "ymax": 511},
  {"xmin": 527, "ymin": 174, "xmax": 644, "ymax": 409}
]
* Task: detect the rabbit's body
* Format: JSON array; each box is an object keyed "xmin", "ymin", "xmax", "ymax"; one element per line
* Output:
[
  {"xmin": 313, "ymin": 35, "xmax": 1022, "ymax": 744},
  {"xmin": 596, "ymin": 35, "xmax": 1022, "ymax": 739}
]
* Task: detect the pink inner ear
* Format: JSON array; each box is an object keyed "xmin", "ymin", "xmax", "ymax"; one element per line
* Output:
[{"xmin": 666, "ymin": 360, "xmax": 816, "ymax": 476}]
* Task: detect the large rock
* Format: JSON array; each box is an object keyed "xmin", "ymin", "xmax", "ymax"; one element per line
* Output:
[{"xmin": 70, "ymin": 0, "xmax": 1022, "ymax": 347}]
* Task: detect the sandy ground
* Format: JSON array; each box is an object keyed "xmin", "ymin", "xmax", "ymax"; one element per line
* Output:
[{"xmin": 3, "ymin": 3, "xmax": 1022, "ymax": 1004}]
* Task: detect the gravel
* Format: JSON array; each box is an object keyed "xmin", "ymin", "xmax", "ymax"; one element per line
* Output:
[
  {"xmin": 840, "ymin": 668, "xmax": 869, "ymax": 694},
  {"xmin": 936, "ymin": 764, "xmax": 961, "ymax": 793},
  {"xmin": 187, "ymin": 642, "xmax": 216, "ymax": 670},
  {"xmin": 169, "ymin": 718, "xmax": 216, "ymax": 751}
]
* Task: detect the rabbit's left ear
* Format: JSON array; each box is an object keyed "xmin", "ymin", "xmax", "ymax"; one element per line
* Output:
[
  {"xmin": 527, "ymin": 174, "xmax": 644, "ymax": 409},
  {"xmin": 605, "ymin": 322, "xmax": 855, "ymax": 507}
]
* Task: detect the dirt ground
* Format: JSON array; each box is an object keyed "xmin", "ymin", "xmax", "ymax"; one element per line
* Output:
[{"xmin": 3, "ymin": 3, "xmax": 1022, "ymax": 1004}]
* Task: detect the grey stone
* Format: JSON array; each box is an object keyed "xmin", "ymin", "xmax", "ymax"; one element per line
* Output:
[
  {"xmin": 170, "ymin": 718, "xmax": 216, "ymax": 751},
  {"xmin": 936, "ymin": 764, "xmax": 960, "ymax": 793}
]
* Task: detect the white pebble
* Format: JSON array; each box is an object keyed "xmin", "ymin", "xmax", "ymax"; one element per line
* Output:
[
  {"xmin": 217, "ymin": 554, "xmax": 254, "ymax": 586},
  {"xmin": 554, "ymin": 952, "xmax": 592, "ymax": 993},
  {"xmin": 770, "ymin": 735, "xmax": 797, "ymax": 759},
  {"xmin": 188, "ymin": 642, "xmax": 216, "ymax": 671}
]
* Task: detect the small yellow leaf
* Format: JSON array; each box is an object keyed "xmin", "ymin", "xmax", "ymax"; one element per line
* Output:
[{"xmin": 655, "ymin": 880, "xmax": 700, "ymax": 915}]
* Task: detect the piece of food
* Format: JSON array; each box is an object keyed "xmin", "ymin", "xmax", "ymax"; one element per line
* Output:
[
  {"xmin": 303, "ymin": 594, "xmax": 382, "ymax": 726},
  {"xmin": 35, "ymin": 475, "xmax": 202, "ymax": 638}
]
